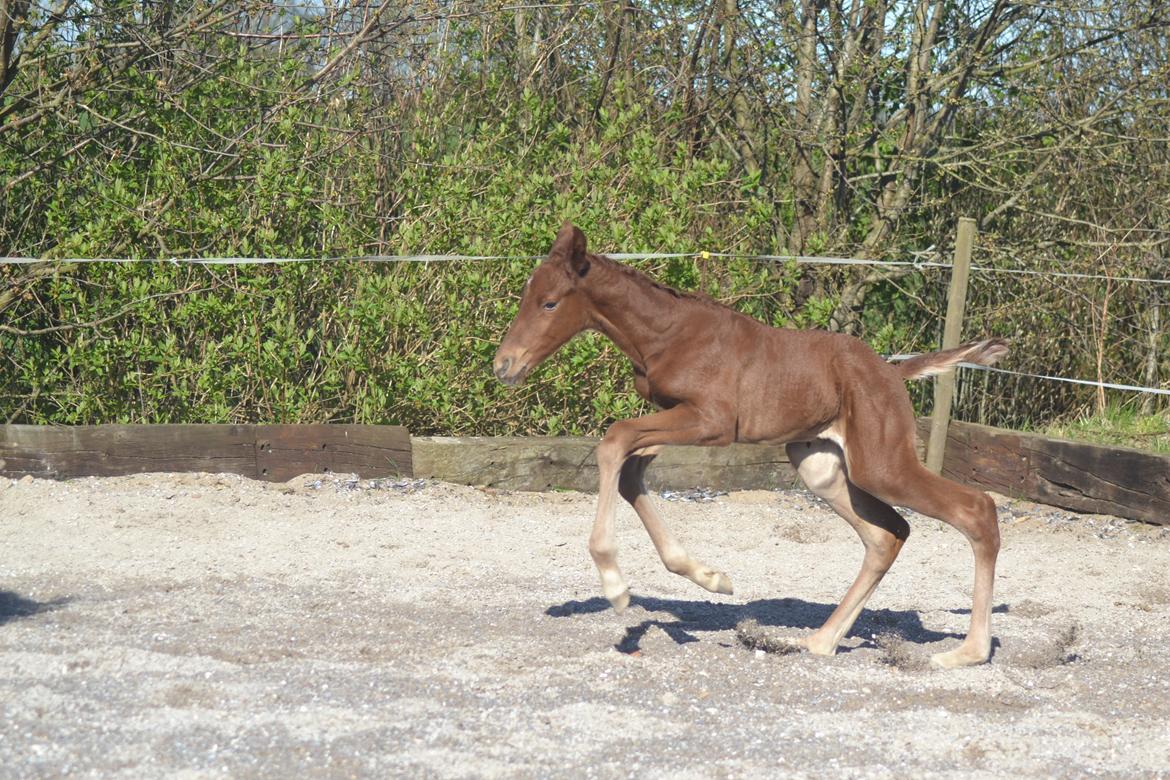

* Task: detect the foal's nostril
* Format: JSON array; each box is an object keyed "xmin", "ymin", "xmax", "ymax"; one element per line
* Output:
[{"xmin": 494, "ymin": 357, "xmax": 513, "ymax": 380}]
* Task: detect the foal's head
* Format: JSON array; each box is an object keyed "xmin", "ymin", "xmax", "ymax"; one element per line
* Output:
[{"xmin": 493, "ymin": 221, "xmax": 593, "ymax": 386}]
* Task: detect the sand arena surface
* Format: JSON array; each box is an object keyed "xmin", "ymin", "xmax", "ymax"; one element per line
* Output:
[{"xmin": 2, "ymin": 471, "xmax": 1169, "ymax": 778}]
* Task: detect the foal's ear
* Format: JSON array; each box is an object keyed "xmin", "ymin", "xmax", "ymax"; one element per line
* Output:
[{"xmin": 551, "ymin": 220, "xmax": 589, "ymax": 278}]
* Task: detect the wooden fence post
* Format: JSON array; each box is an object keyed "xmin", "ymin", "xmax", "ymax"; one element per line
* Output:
[{"xmin": 926, "ymin": 217, "xmax": 976, "ymax": 474}]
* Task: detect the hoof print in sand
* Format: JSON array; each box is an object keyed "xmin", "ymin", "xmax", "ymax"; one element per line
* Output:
[
  {"xmin": 734, "ymin": 619, "xmax": 804, "ymax": 655},
  {"xmin": 996, "ymin": 622, "xmax": 1082, "ymax": 669},
  {"xmin": 876, "ymin": 621, "xmax": 1082, "ymax": 672},
  {"xmin": 875, "ymin": 632, "xmax": 933, "ymax": 672}
]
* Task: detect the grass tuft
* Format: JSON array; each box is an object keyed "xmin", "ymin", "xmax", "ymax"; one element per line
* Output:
[{"xmin": 1043, "ymin": 406, "xmax": 1170, "ymax": 454}]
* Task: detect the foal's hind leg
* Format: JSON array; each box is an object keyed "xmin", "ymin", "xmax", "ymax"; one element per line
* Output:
[
  {"xmin": 618, "ymin": 453, "xmax": 733, "ymax": 596},
  {"xmin": 786, "ymin": 440, "xmax": 910, "ymax": 656},
  {"xmin": 850, "ymin": 451, "xmax": 1000, "ymax": 669}
]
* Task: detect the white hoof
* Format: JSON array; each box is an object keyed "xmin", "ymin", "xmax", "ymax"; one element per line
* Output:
[
  {"xmin": 607, "ymin": 587, "xmax": 631, "ymax": 614},
  {"xmin": 930, "ymin": 644, "xmax": 990, "ymax": 669},
  {"xmin": 693, "ymin": 568, "xmax": 733, "ymax": 595}
]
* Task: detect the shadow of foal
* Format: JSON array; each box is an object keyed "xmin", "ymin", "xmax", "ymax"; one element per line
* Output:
[
  {"xmin": 0, "ymin": 590, "xmax": 71, "ymax": 626},
  {"xmin": 546, "ymin": 595, "xmax": 972, "ymax": 656}
]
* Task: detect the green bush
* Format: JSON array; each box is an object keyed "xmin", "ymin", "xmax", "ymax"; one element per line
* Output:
[{"xmin": 4, "ymin": 10, "xmax": 1161, "ymax": 435}]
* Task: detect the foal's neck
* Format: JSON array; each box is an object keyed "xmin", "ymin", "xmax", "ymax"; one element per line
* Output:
[{"xmin": 583, "ymin": 258, "xmax": 697, "ymax": 370}]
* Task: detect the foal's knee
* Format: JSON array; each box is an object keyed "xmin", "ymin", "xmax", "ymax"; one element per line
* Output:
[
  {"xmin": 598, "ymin": 422, "xmax": 635, "ymax": 474},
  {"xmin": 596, "ymin": 437, "xmax": 624, "ymax": 473},
  {"xmin": 963, "ymin": 491, "xmax": 1000, "ymax": 553},
  {"xmin": 588, "ymin": 535, "xmax": 616, "ymax": 565}
]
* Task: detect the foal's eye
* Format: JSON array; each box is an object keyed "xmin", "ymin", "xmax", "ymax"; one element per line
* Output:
[{"xmin": 543, "ymin": 301, "xmax": 558, "ymax": 311}]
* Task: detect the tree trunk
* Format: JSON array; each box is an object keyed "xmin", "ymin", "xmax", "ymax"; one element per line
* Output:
[
  {"xmin": 722, "ymin": 0, "xmax": 758, "ymax": 178},
  {"xmin": 788, "ymin": 0, "xmax": 819, "ymax": 254}
]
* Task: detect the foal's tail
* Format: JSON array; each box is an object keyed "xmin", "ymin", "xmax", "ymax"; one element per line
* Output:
[{"xmin": 895, "ymin": 338, "xmax": 1009, "ymax": 380}]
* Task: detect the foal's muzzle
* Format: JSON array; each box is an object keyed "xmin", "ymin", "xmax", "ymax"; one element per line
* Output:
[{"xmin": 493, "ymin": 354, "xmax": 528, "ymax": 386}]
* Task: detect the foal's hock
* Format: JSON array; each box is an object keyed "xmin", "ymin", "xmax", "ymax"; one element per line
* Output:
[{"xmin": 494, "ymin": 221, "xmax": 1008, "ymax": 669}]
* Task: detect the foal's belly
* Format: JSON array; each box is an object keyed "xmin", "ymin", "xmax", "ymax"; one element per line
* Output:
[{"xmin": 732, "ymin": 362, "xmax": 842, "ymax": 445}]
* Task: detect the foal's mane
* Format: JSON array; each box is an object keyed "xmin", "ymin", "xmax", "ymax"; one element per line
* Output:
[{"xmin": 589, "ymin": 252, "xmax": 733, "ymax": 315}]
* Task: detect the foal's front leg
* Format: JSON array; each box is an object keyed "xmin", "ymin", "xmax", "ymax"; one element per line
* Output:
[
  {"xmin": 619, "ymin": 454, "xmax": 733, "ymax": 596},
  {"xmin": 589, "ymin": 405, "xmax": 731, "ymax": 612}
]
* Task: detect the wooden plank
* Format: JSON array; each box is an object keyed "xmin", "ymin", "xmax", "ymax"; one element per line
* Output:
[
  {"xmin": 411, "ymin": 436, "xmax": 599, "ymax": 492},
  {"xmin": 0, "ymin": 424, "xmax": 412, "ymax": 482},
  {"xmin": 920, "ymin": 418, "xmax": 1030, "ymax": 496},
  {"xmin": 647, "ymin": 443, "xmax": 800, "ymax": 491},
  {"xmin": 3, "ymin": 422, "xmax": 1165, "ymax": 524},
  {"xmin": 1024, "ymin": 434, "xmax": 1170, "ymax": 524},
  {"xmin": 411, "ymin": 436, "xmax": 798, "ymax": 493},
  {"xmin": 256, "ymin": 425, "xmax": 412, "ymax": 481},
  {"xmin": 0, "ymin": 425, "xmax": 256, "ymax": 479},
  {"xmin": 917, "ymin": 419, "xmax": 1170, "ymax": 526}
]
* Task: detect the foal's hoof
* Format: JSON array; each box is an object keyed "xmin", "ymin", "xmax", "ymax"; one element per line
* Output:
[
  {"xmin": 712, "ymin": 572, "xmax": 733, "ymax": 596},
  {"xmin": 801, "ymin": 635, "xmax": 838, "ymax": 656},
  {"xmin": 929, "ymin": 645, "xmax": 990, "ymax": 670},
  {"xmin": 607, "ymin": 588, "xmax": 631, "ymax": 614},
  {"xmin": 693, "ymin": 568, "xmax": 733, "ymax": 595}
]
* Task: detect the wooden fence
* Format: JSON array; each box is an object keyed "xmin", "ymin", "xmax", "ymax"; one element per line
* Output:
[
  {"xmin": 1, "ymin": 422, "xmax": 1166, "ymax": 525},
  {"xmin": 921, "ymin": 420, "xmax": 1169, "ymax": 525},
  {"xmin": 0, "ymin": 424, "xmax": 411, "ymax": 483}
]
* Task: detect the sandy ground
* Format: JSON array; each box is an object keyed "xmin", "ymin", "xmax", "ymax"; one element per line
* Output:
[{"xmin": 2, "ymin": 471, "xmax": 1170, "ymax": 779}]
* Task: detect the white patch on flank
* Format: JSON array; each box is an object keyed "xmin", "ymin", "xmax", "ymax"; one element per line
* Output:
[{"xmin": 816, "ymin": 427, "xmax": 846, "ymax": 452}]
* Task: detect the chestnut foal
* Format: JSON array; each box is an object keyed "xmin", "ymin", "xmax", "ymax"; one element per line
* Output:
[{"xmin": 494, "ymin": 222, "xmax": 1008, "ymax": 668}]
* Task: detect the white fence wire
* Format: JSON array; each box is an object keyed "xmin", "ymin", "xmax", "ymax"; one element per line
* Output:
[
  {"xmin": 4, "ymin": 251, "xmax": 1170, "ymax": 286},
  {"xmin": 3, "ymin": 251, "xmax": 1167, "ymax": 396}
]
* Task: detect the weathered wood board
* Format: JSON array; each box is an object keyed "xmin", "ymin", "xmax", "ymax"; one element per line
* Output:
[
  {"xmin": 0, "ymin": 425, "xmax": 411, "ymax": 482},
  {"xmin": 254, "ymin": 425, "xmax": 412, "ymax": 481},
  {"xmin": 918, "ymin": 419, "xmax": 1170, "ymax": 526},
  {"xmin": 3, "ymin": 422, "xmax": 1166, "ymax": 525},
  {"xmin": 411, "ymin": 436, "xmax": 800, "ymax": 493}
]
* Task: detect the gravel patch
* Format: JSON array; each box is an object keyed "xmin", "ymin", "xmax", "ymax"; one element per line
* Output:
[{"xmin": 2, "ymin": 473, "xmax": 1170, "ymax": 777}]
